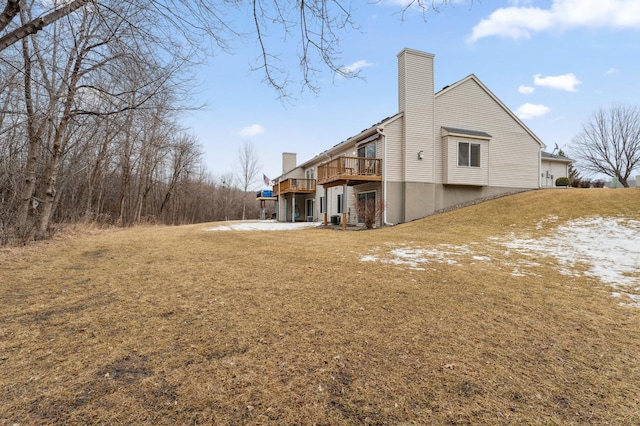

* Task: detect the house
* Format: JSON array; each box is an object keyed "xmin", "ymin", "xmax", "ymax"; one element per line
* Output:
[
  {"xmin": 540, "ymin": 151, "xmax": 573, "ymax": 187},
  {"xmin": 271, "ymin": 48, "xmax": 551, "ymax": 227}
]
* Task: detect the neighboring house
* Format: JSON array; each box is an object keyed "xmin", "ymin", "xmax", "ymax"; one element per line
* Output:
[
  {"xmin": 540, "ymin": 151, "xmax": 573, "ymax": 187},
  {"xmin": 272, "ymin": 48, "xmax": 548, "ymax": 226}
]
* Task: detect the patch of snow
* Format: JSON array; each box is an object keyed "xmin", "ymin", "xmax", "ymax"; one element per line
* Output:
[
  {"xmin": 472, "ymin": 255, "xmax": 491, "ymax": 261},
  {"xmin": 361, "ymin": 245, "xmax": 473, "ymax": 270},
  {"xmin": 204, "ymin": 220, "xmax": 319, "ymax": 232},
  {"xmin": 499, "ymin": 217, "xmax": 640, "ymax": 290},
  {"xmin": 360, "ymin": 216, "xmax": 640, "ymax": 308},
  {"xmin": 511, "ymin": 268, "xmax": 526, "ymax": 277},
  {"xmin": 535, "ymin": 215, "xmax": 559, "ymax": 230},
  {"xmin": 360, "ymin": 255, "xmax": 379, "ymax": 262}
]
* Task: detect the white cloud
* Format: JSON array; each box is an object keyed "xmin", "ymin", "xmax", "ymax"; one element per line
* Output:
[
  {"xmin": 533, "ymin": 73, "xmax": 582, "ymax": 92},
  {"xmin": 516, "ymin": 103, "xmax": 550, "ymax": 119},
  {"xmin": 606, "ymin": 67, "xmax": 619, "ymax": 75},
  {"xmin": 340, "ymin": 60, "xmax": 373, "ymax": 75},
  {"xmin": 518, "ymin": 85, "xmax": 535, "ymax": 94},
  {"xmin": 239, "ymin": 124, "xmax": 265, "ymax": 138},
  {"xmin": 469, "ymin": 0, "xmax": 640, "ymax": 42}
]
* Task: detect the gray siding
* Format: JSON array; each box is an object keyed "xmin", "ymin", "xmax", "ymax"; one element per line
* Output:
[
  {"xmin": 443, "ymin": 135, "xmax": 489, "ymax": 185},
  {"xmin": 398, "ymin": 49, "xmax": 435, "ymax": 184},
  {"xmin": 541, "ymin": 159, "xmax": 569, "ymax": 187},
  {"xmin": 435, "ymin": 77, "xmax": 541, "ymax": 189},
  {"xmin": 382, "ymin": 116, "xmax": 404, "ymax": 182}
]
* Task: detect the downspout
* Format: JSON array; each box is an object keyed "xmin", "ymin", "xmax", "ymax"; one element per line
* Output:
[
  {"xmin": 377, "ymin": 127, "xmax": 394, "ymax": 226},
  {"xmin": 323, "ymin": 153, "xmax": 331, "ymax": 226},
  {"xmin": 538, "ymin": 150, "xmax": 542, "ymax": 189}
]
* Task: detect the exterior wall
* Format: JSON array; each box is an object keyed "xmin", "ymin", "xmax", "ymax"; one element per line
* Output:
[
  {"xmin": 274, "ymin": 50, "xmax": 546, "ymax": 226},
  {"xmin": 385, "ymin": 182, "xmax": 404, "ymax": 225},
  {"xmin": 383, "ymin": 115, "xmax": 404, "ymax": 182},
  {"xmin": 442, "ymin": 135, "xmax": 490, "ymax": 185},
  {"xmin": 283, "ymin": 152, "xmax": 297, "ymax": 174},
  {"xmin": 274, "ymin": 165, "xmax": 305, "ymax": 221},
  {"xmin": 281, "ymin": 166, "xmax": 304, "ymax": 180},
  {"xmin": 397, "ymin": 49, "xmax": 435, "ymax": 184},
  {"xmin": 386, "ymin": 182, "xmax": 530, "ymax": 224},
  {"xmin": 385, "ymin": 182, "xmax": 436, "ymax": 224},
  {"xmin": 435, "ymin": 78, "xmax": 541, "ymax": 189},
  {"xmin": 541, "ymin": 159, "xmax": 570, "ymax": 187},
  {"xmin": 438, "ymin": 185, "xmax": 527, "ymax": 211}
]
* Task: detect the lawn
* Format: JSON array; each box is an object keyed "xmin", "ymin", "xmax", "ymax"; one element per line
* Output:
[{"xmin": 1, "ymin": 189, "xmax": 639, "ymax": 424}]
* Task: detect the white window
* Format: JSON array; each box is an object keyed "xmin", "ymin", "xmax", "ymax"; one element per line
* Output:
[
  {"xmin": 306, "ymin": 199, "xmax": 314, "ymax": 218},
  {"xmin": 319, "ymin": 196, "xmax": 326, "ymax": 213},
  {"xmin": 458, "ymin": 142, "xmax": 480, "ymax": 167},
  {"xmin": 306, "ymin": 169, "xmax": 315, "ymax": 180},
  {"xmin": 358, "ymin": 143, "xmax": 376, "ymax": 158}
]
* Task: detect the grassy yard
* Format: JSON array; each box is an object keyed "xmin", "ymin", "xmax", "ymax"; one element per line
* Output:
[{"xmin": 1, "ymin": 189, "xmax": 639, "ymax": 424}]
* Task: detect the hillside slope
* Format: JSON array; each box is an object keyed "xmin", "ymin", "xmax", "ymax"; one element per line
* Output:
[{"xmin": 1, "ymin": 188, "xmax": 639, "ymax": 424}]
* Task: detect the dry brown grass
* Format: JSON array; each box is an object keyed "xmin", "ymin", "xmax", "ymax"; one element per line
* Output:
[{"xmin": 2, "ymin": 188, "xmax": 640, "ymax": 424}]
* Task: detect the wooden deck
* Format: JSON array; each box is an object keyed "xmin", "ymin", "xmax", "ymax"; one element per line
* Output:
[
  {"xmin": 272, "ymin": 178, "xmax": 316, "ymax": 195},
  {"xmin": 317, "ymin": 157, "xmax": 382, "ymax": 188}
]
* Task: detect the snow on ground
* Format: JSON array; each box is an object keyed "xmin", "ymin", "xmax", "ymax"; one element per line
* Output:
[
  {"xmin": 361, "ymin": 217, "xmax": 640, "ymax": 308},
  {"xmin": 362, "ymin": 244, "xmax": 474, "ymax": 271},
  {"xmin": 202, "ymin": 217, "xmax": 640, "ymax": 307},
  {"xmin": 497, "ymin": 217, "xmax": 640, "ymax": 307},
  {"xmin": 204, "ymin": 220, "xmax": 319, "ymax": 232}
]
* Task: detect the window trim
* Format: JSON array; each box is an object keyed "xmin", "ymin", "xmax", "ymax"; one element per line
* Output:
[
  {"xmin": 357, "ymin": 142, "xmax": 376, "ymax": 159},
  {"xmin": 458, "ymin": 141, "xmax": 481, "ymax": 168}
]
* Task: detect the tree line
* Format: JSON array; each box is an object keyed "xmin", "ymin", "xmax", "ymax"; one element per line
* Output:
[
  {"xmin": 0, "ymin": 1, "xmax": 269, "ymax": 243},
  {"xmin": 4, "ymin": 0, "xmax": 635, "ymax": 244}
]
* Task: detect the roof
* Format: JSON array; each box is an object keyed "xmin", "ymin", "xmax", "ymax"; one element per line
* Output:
[
  {"xmin": 442, "ymin": 126, "xmax": 492, "ymax": 139},
  {"xmin": 436, "ymin": 74, "xmax": 546, "ymax": 149},
  {"xmin": 541, "ymin": 151, "xmax": 573, "ymax": 162},
  {"xmin": 295, "ymin": 113, "xmax": 403, "ymax": 170}
]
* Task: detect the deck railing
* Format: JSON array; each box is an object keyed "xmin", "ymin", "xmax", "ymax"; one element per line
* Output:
[
  {"xmin": 317, "ymin": 156, "xmax": 382, "ymax": 185},
  {"xmin": 273, "ymin": 178, "xmax": 316, "ymax": 195}
]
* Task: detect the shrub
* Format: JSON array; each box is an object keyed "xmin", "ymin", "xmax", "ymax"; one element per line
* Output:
[
  {"xmin": 592, "ymin": 179, "xmax": 605, "ymax": 188},
  {"xmin": 570, "ymin": 178, "xmax": 581, "ymax": 188},
  {"xmin": 555, "ymin": 177, "xmax": 570, "ymax": 187},
  {"xmin": 355, "ymin": 198, "xmax": 386, "ymax": 229},
  {"xmin": 580, "ymin": 179, "xmax": 592, "ymax": 188}
]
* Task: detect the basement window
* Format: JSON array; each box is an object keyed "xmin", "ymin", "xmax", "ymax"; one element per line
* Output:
[{"xmin": 458, "ymin": 142, "xmax": 480, "ymax": 167}]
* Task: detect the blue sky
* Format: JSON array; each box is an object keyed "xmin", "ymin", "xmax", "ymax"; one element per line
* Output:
[{"xmin": 183, "ymin": 0, "xmax": 640, "ymax": 186}]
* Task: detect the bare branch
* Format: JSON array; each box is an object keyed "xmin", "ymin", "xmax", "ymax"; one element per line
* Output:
[
  {"xmin": 571, "ymin": 104, "xmax": 640, "ymax": 187},
  {"xmin": 0, "ymin": 0, "xmax": 20, "ymax": 33},
  {"xmin": 0, "ymin": 0, "xmax": 93, "ymax": 52}
]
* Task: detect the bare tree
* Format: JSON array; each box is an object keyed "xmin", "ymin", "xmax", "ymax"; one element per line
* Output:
[
  {"xmin": 0, "ymin": 0, "xmax": 473, "ymax": 243},
  {"xmin": 159, "ymin": 134, "xmax": 202, "ymax": 223},
  {"xmin": 0, "ymin": 0, "xmax": 92, "ymax": 51},
  {"xmin": 571, "ymin": 105, "xmax": 640, "ymax": 187},
  {"xmin": 217, "ymin": 172, "xmax": 237, "ymax": 221},
  {"xmin": 237, "ymin": 140, "xmax": 260, "ymax": 220},
  {"xmin": 1, "ymin": 0, "xmax": 466, "ymax": 94}
]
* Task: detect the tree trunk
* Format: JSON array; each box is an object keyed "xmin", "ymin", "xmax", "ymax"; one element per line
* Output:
[
  {"xmin": 17, "ymin": 20, "xmax": 39, "ymax": 232},
  {"xmin": 35, "ymin": 46, "xmax": 84, "ymax": 238}
]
